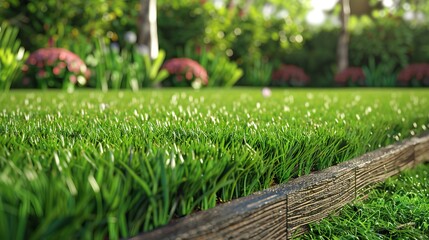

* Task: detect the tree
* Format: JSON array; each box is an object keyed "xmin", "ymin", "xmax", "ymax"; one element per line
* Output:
[
  {"xmin": 337, "ymin": 0, "xmax": 350, "ymax": 73},
  {"xmin": 138, "ymin": 0, "xmax": 159, "ymax": 59}
]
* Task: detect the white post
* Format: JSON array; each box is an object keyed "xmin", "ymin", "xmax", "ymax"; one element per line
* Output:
[
  {"xmin": 139, "ymin": 0, "xmax": 159, "ymax": 59},
  {"xmin": 149, "ymin": 0, "xmax": 159, "ymax": 59},
  {"xmin": 337, "ymin": 0, "xmax": 350, "ymax": 73}
]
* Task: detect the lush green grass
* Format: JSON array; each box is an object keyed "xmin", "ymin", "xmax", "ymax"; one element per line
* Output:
[
  {"xmin": 1, "ymin": 88, "xmax": 429, "ymax": 239},
  {"xmin": 299, "ymin": 163, "xmax": 429, "ymax": 239}
]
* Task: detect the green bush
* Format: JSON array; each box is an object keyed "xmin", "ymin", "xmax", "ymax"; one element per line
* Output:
[
  {"xmin": 408, "ymin": 25, "xmax": 429, "ymax": 63},
  {"xmin": 178, "ymin": 44, "xmax": 243, "ymax": 87},
  {"xmin": 87, "ymin": 39, "xmax": 169, "ymax": 91},
  {"xmin": 158, "ymin": 0, "xmax": 209, "ymax": 59},
  {"xmin": 0, "ymin": 0, "xmax": 132, "ymax": 51},
  {"xmin": 238, "ymin": 58, "xmax": 274, "ymax": 86},
  {"xmin": 202, "ymin": 53, "xmax": 243, "ymax": 87},
  {"xmin": 349, "ymin": 16, "xmax": 413, "ymax": 69},
  {"xmin": 0, "ymin": 23, "xmax": 28, "ymax": 91},
  {"xmin": 362, "ymin": 58, "xmax": 397, "ymax": 87},
  {"xmin": 284, "ymin": 16, "xmax": 423, "ymax": 87},
  {"xmin": 282, "ymin": 29, "xmax": 339, "ymax": 87}
]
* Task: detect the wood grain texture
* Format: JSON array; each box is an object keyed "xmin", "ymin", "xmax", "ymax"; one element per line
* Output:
[
  {"xmin": 414, "ymin": 134, "xmax": 429, "ymax": 164},
  {"xmin": 355, "ymin": 142, "xmax": 414, "ymax": 197},
  {"xmin": 286, "ymin": 164, "xmax": 355, "ymax": 237},
  {"xmin": 131, "ymin": 134, "xmax": 429, "ymax": 240},
  {"xmin": 131, "ymin": 189, "xmax": 288, "ymax": 240}
]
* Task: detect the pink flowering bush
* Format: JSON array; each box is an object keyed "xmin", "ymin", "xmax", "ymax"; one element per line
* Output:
[
  {"xmin": 162, "ymin": 58, "xmax": 208, "ymax": 89},
  {"xmin": 334, "ymin": 67, "xmax": 366, "ymax": 86},
  {"xmin": 271, "ymin": 64, "xmax": 310, "ymax": 87},
  {"xmin": 22, "ymin": 48, "xmax": 90, "ymax": 90},
  {"xmin": 397, "ymin": 63, "xmax": 429, "ymax": 86}
]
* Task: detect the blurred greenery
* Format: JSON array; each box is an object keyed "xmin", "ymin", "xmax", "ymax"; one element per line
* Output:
[
  {"xmin": 157, "ymin": 0, "xmax": 209, "ymax": 58},
  {"xmin": 87, "ymin": 39, "xmax": 169, "ymax": 91},
  {"xmin": 0, "ymin": 0, "xmax": 429, "ymax": 88},
  {"xmin": 0, "ymin": 22, "xmax": 28, "ymax": 90},
  {"xmin": 0, "ymin": 0, "xmax": 134, "ymax": 51},
  {"xmin": 178, "ymin": 43, "xmax": 243, "ymax": 87},
  {"xmin": 280, "ymin": 28, "xmax": 339, "ymax": 87},
  {"xmin": 349, "ymin": 15, "xmax": 413, "ymax": 69}
]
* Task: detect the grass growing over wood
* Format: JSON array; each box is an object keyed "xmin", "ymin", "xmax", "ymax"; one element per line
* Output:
[
  {"xmin": 1, "ymin": 89, "xmax": 429, "ymax": 239},
  {"xmin": 300, "ymin": 163, "xmax": 429, "ymax": 239}
]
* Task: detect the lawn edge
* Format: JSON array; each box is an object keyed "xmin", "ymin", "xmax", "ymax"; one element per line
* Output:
[{"xmin": 130, "ymin": 132, "xmax": 429, "ymax": 240}]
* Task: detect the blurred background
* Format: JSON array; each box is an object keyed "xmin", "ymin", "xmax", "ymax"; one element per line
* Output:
[{"xmin": 1, "ymin": 0, "xmax": 429, "ymax": 90}]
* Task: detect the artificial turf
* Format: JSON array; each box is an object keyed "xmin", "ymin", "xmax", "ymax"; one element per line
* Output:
[
  {"xmin": 1, "ymin": 88, "xmax": 429, "ymax": 239},
  {"xmin": 299, "ymin": 163, "xmax": 429, "ymax": 239}
]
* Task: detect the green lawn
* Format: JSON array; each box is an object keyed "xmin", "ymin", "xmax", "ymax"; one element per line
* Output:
[
  {"xmin": 1, "ymin": 88, "xmax": 429, "ymax": 239},
  {"xmin": 299, "ymin": 163, "xmax": 429, "ymax": 239}
]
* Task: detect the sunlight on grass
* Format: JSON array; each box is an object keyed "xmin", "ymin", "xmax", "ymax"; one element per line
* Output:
[{"xmin": 0, "ymin": 89, "xmax": 429, "ymax": 239}]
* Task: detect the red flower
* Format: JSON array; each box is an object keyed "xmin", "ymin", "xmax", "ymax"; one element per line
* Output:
[
  {"xmin": 162, "ymin": 58, "xmax": 208, "ymax": 85},
  {"xmin": 69, "ymin": 75, "xmax": 77, "ymax": 84},
  {"xmin": 23, "ymin": 48, "xmax": 90, "ymax": 88},
  {"xmin": 25, "ymin": 48, "xmax": 90, "ymax": 79},
  {"xmin": 271, "ymin": 64, "xmax": 310, "ymax": 86},
  {"xmin": 397, "ymin": 63, "xmax": 429, "ymax": 86},
  {"xmin": 335, "ymin": 67, "xmax": 366, "ymax": 86},
  {"xmin": 37, "ymin": 70, "xmax": 46, "ymax": 78},
  {"xmin": 57, "ymin": 61, "xmax": 67, "ymax": 69},
  {"xmin": 53, "ymin": 67, "xmax": 61, "ymax": 75},
  {"xmin": 22, "ymin": 77, "xmax": 30, "ymax": 86},
  {"xmin": 21, "ymin": 65, "xmax": 29, "ymax": 72}
]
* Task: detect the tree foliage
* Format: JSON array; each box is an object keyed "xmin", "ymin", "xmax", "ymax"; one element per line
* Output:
[{"xmin": 0, "ymin": 0, "xmax": 135, "ymax": 51}]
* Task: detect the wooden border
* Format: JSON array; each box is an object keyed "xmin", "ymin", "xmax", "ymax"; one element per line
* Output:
[{"xmin": 131, "ymin": 133, "xmax": 429, "ymax": 240}]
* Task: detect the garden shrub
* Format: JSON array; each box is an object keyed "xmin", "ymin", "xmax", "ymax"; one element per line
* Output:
[
  {"xmin": 200, "ymin": 52, "xmax": 243, "ymax": 87},
  {"xmin": 158, "ymin": 0, "xmax": 209, "ymax": 59},
  {"xmin": 0, "ymin": 0, "xmax": 131, "ymax": 52},
  {"xmin": 397, "ymin": 63, "xmax": 429, "ymax": 87},
  {"xmin": 178, "ymin": 43, "xmax": 243, "ymax": 87},
  {"xmin": 271, "ymin": 64, "xmax": 310, "ymax": 87},
  {"xmin": 238, "ymin": 58, "xmax": 273, "ymax": 86},
  {"xmin": 349, "ymin": 16, "xmax": 413, "ymax": 69},
  {"xmin": 170, "ymin": 2, "xmax": 305, "ymax": 86},
  {"xmin": 0, "ymin": 23, "xmax": 28, "ymax": 91},
  {"xmin": 408, "ymin": 25, "xmax": 429, "ymax": 63},
  {"xmin": 228, "ymin": 8, "xmax": 270, "ymax": 64},
  {"xmin": 225, "ymin": 7, "xmax": 305, "ymax": 85},
  {"xmin": 334, "ymin": 67, "xmax": 366, "ymax": 86},
  {"xmin": 22, "ymin": 48, "xmax": 90, "ymax": 90},
  {"xmin": 281, "ymin": 29, "xmax": 339, "ymax": 87},
  {"xmin": 362, "ymin": 58, "xmax": 397, "ymax": 87},
  {"xmin": 284, "ymin": 16, "xmax": 418, "ymax": 87},
  {"xmin": 162, "ymin": 58, "xmax": 208, "ymax": 89},
  {"xmin": 86, "ymin": 39, "xmax": 169, "ymax": 91}
]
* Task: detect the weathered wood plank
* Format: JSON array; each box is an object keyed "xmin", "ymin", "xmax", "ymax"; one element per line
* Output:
[
  {"xmin": 396, "ymin": 143, "xmax": 415, "ymax": 171},
  {"xmin": 355, "ymin": 143, "xmax": 414, "ymax": 197},
  {"xmin": 216, "ymin": 200, "xmax": 286, "ymax": 239},
  {"xmin": 131, "ymin": 189, "xmax": 288, "ymax": 240},
  {"xmin": 286, "ymin": 164, "xmax": 355, "ymax": 237},
  {"xmin": 414, "ymin": 134, "xmax": 429, "ymax": 164}
]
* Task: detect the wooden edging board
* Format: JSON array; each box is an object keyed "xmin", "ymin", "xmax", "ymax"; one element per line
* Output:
[{"xmin": 131, "ymin": 133, "xmax": 429, "ymax": 240}]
